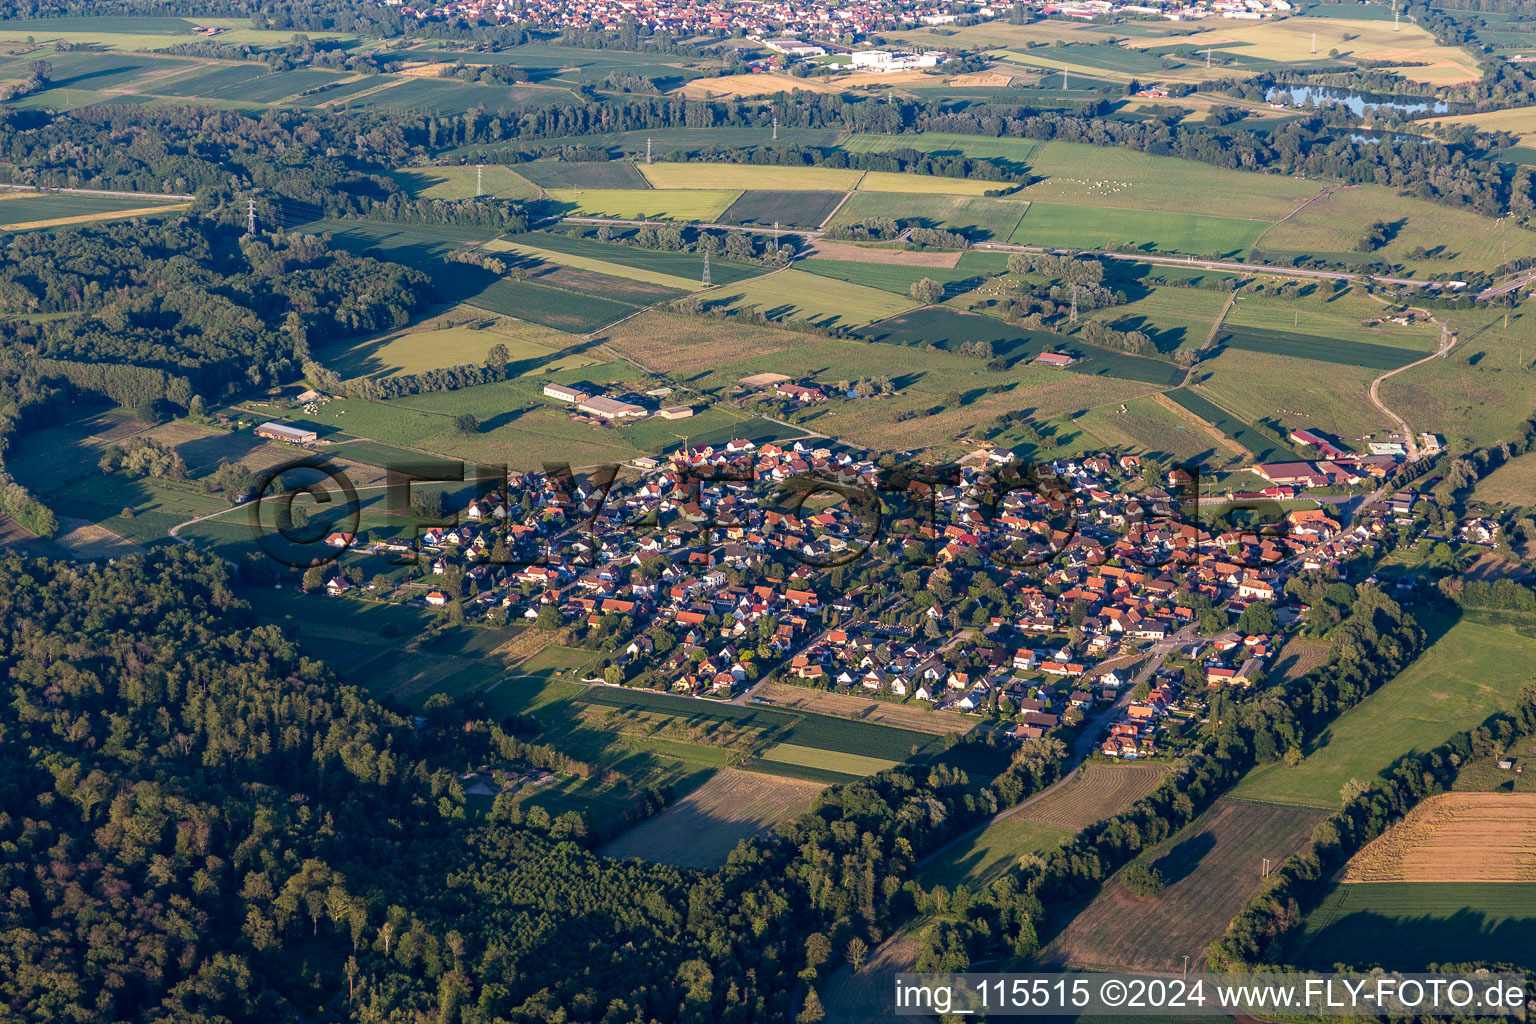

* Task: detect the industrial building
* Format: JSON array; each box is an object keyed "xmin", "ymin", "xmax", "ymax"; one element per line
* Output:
[{"xmin": 256, "ymin": 422, "xmax": 318, "ymax": 445}]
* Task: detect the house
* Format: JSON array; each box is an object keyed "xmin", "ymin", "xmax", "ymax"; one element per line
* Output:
[
  {"xmin": 425, "ymin": 591, "xmax": 449, "ymax": 607},
  {"xmin": 325, "ymin": 576, "xmax": 351, "ymax": 595},
  {"xmin": 324, "ymin": 531, "xmax": 355, "ymax": 549},
  {"xmin": 776, "ymin": 383, "xmax": 826, "ymax": 403}
]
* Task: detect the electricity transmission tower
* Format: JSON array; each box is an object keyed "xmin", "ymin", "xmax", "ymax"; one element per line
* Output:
[
  {"xmin": 702, "ymin": 249, "xmax": 711, "ymax": 287},
  {"xmin": 1070, "ymin": 282, "xmax": 1079, "ymax": 325},
  {"xmin": 247, "ymin": 197, "xmax": 255, "ymax": 235},
  {"xmin": 772, "ymin": 116, "xmax": 778, "ymax": 140},
  {"xmin": 1310, "ymin": 31, "xmax": 1317, "ymax": 54},
  {"xmin": 476, "ymin": 164, "xmax": 483, "ymax": 195},
  {"xmin": 646, "ymin": 137, "xmax": 653, "ymax": 163}
]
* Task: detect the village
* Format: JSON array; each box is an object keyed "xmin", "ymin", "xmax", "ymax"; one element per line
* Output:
[{"xmin": 288, "ymin": 422, "xmax": 1442, "ymax": 766}]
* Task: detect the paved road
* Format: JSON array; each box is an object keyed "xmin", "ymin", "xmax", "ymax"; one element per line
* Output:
[
  {"xmin": 1366, "ymin": 318, "xmax": 1455, "ymax": 462},
  {"xmin": 1478, "ymin": 267, "xmax": 1536, "ymax": 301}
]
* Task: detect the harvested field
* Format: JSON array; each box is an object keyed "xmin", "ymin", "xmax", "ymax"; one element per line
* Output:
[
  {"xmin": 755, "ymin": 682, "xmax": 976, "ymax": 736},
  {"xmin": 598, "ymin": 767, "xmax": 824, "ymax": 868},
  {"xmin": 1293, "ymin": 882, "xmax": 1536, "ymax": 970},
  {"xmin": 50, "ymin": 517, "xmax": 142, "ymax": 560},
  {"xmin": 638, "ymin": 161, "xmax": 864, "ymax": 191},
  {"xmin": 1341, "ymin": 792, "xmax": 1536, "ymax": 882},
  {"xmin": 1038, "ymin": 797, "xmax": 1324, "ymax": 972},
  {"xmin": 1019, "ymin": 762, "xmax": 1170, "ymax": 831},
  {"xmin": 802, "ymin": 238, "xmax": 964, "ymax": 267},
  {"xmin": 597, "ymin": 309, "xmax": 810, "ymax": 375},
  {"xmin": 758, "ymin": 742, "xmax": 899, "ymax": 777},
  {"xmin": 1266, "ymin": 636, "xmax": 1330, "ymax": 686}
]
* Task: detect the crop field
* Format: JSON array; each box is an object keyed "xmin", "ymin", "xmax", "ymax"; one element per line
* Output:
[
  {"xmin": 1163, "ymin": 388, "xmax": 1298, "ymax": 461},
  {"xmin": 322, "ymin": 311, "xmax": 591, "ymax": 379},
  {"xmin": 1474, "ymin": 450, "xmax": 1536, "ymax": 507},
  {"xmin": 1088, "ymin": 285, "xmax": 1231, "ymax": 354},
  {"xmin": 483, "ymin": 237, "xmax": 703, "ymax": 291},
  {"xmin": 1010, "ymin": 201, "xmax": 1268, "ymax": 257},
  {"xmin": 1292, "ymin": 882, "xmax": 1536, "ymax": 970},
  {"xmin": 0, "ymin": 15, "xmax": 359, "ymax": 51},
  {"xmin": 1341, "ymin": 793, "xmax": 1536, "ymax": 883},
  {"xmin": 858, "ymin": 171, "xmax": 1008, "ymax": 195},
  {"xmin": 1217, "ymin": 325, "xmax": 1424, "ymax": 371},
  {"xmin": 523, "ymin": 229, "xmax": 762, "ymax": 285},
  {"xmin": 856, "ymin": 306, "xmax": 1186, "ymax": 386},
  {"xmin": 922, "ymin": 817, "xmax": 1072, "ymax": 888},
  {"xmin": 460, "ymin": 257, "xmax": 684, "ymax": 332},
  {"xmin": 701, "ymin": 268, "xmax": 919, "ymax": 329},
  {"xmin": 829, "ymin": 191, "xmax": 1028, "ymax": 243},
  {"xmin": 758, "ymin": 742, "xmax": 899, "ymax": 777},
  {"xmin": 599, "ymin": 768, "xmax": 824, "ymax": 869},
  {"xmin": 1256, "ymin": 185, "xmax": 1536, "ymax": 276},
  {"xmin": 1130, "ymin": 16, "xmax": 1481, "ymax": 85},
  {"xmin": 1021, "ymin": 763, "xmax": 1171, "ymax": 830},
  {"xmin": 0, "ymin": 193, "xmax": 185, "ymax": 229},
  {"xmin": 1039, "ymin": 798, "xmax": 1325, "ymax": 972},
  {"xmin": 545, "ymin": 188, "xmax": 741, "ymax": 221},
  {"xmin": 1224, "ymin": 290, "xmax": 1439, "ymax": 351},
  {"xmin": 1418, "ymin": 103, "xmax": 1536, "ymax": 146},
  {"xmin": 718, "ymin": 189, "xmax": 845, "ymax": 229},
  {"xmin": 1018, "ymin": 142, "xmax": 1321, "ymax": 219},
  {"xmin": 294, "ymin": 75, "xmax": 386, "ymax": 107},
  {"xmin": 638, "ymin": 162, "xmax": 864, "ymax": 192},
  {"xmin": 598, "ymin": 308, "xmax": 829, "ymax": 375},
  {"xmin": 288, "ymin": 217, "xmax": 497, "ymax": 267},
  {"xmin": 1194, "ymin": 346, "xmax": 1392, "ymax": 442},
  {"xmin": 389, "ymin": 164, "xmax": 541, "ymax": 201},
  {"xmin": 1074, "ymin": 395, "xmax": 1245, "ymax": 465},
  {"xmin": 839, "ymin": 132, "xmax": 1042, "ymax": 172},
  {"xmin": 798, "ymin": 255, "xmax": 1004, "ymax": 295},
  {"xmin": 514, "ymin": 159, "xmax": 649, "ymax": 190},
  {"xmin": 353, "ymin": 78, "xmax": 571, "ymax": 115},
  {"xmin": 1232, "ymin": 617, "xmax": 1536, "ymax": 808},
  {"xmin": 754, "ymin": 683, "xmax": 976, "ymax": 736}
]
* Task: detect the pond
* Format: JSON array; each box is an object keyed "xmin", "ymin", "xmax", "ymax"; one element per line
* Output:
[{"xmin": 1267, "ymin": 84, "xmax": 1454, "ymax": 116}]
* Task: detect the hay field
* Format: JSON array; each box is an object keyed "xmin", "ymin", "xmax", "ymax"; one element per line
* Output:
[
  {"xmin": 597, "ymin": 309, "xmax": 812, "ymax": 374},
  {"xmin": 547, "ymin": 188, "xmax": 741, "ymax": 221},
  {"xmin": 390, "ymin": 164, "xmax": 541, "ymax": 200},
  {"xmin": 701, "ymin": 268, "xmax": 919, "ymax": 329},
  {"xmin": 638, "ymin": 161, "xmax": 864, "ymax": 191},
  {"xmin": 755, "ymin": 682, "xmax": 976, "ymax": 736},
  {"xmin": 858, "ymin": 170, "xmax": 1006, "ymax": 195},
  {"xmin": 758, "ymin": 742, "xmax": 899, "ymax": 776},
  {"xmin": 1019, "ymin": 762, "xmax": 1170, "ymax": 830},
  {"xmin": 1128, "ymin": 17, "xmax": 1481, "ymax": 84},
  {"xmin": 1341, "ymin": 793, "xmax": 1536, "ymax": 882},
  {"xmin": 482, "ymin": 238, "xmax": 703, "ymax": 290},
  {"xmin": 1416, "ymin": 103, "xmax": 1536, "ymax": 145},
  {"xmin": 599, "ymin": 767, "xmax": 824, "ymax": 868}
]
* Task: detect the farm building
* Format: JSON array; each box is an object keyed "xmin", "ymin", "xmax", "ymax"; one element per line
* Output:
[
  {"xmin": 578, "ymin": 396, "xmax": 648, "ymax": 420},
  {"xmin": 543, "ymin": 383, "xmax": 590, "ymax": 403},
  {"xmin": 776, "ymin": 383, "xmax": 826, "ymax": 403},
  {"xmin": 255, "ymin": 421, "xmax": 317, "ymax": 445},
  {"xmin": 763, "ymin": 38, "xmax": 826, "ymax": 57},
  {"xmin": 1035, "ymin": 352, "xmax": 1076, "ymax": 368},
  {"xmin": 1290, "ymin": 429, "xmax": 1347, "ymax": 460},
  {"xmin": 656, "ymin": 406, "xmax": 695, "ymax": 420},
  {"xmin": 1251, "ymin": 462, "xmax": 1328, "ymax": 488}
]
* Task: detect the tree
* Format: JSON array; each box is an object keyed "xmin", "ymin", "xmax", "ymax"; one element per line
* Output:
[
  {"xmin": 1132, "ymin": 680, "xmax": 1151, "ymax": 702},
  {"xmin": 1121, "ymin": 862, "xmax": 1165, "ymax": 896},
  {"xmin": 798, "ymin": 987, "xmax": 826, "ymax": 1023},
  {"xmin": 455, "ymin": 413, "xmax": 480, "ymax": 435},
  {"xmin": 846, "ymin": 937, "xmax": 868, "ymax": 973},
  {"xmin": 1236, "ymin": 600, "xmax": 1277, "ymax": 635},
  {"xmin": 535, "ymin": 605, "xmax": 563, "ymax": 631},
  {"xmin": 910, "ymin": 277, "xmax": 945, "ymax": 303},
  {"xmin": 1340, "ymin": 777, "xmax": 1371, "ymax": 803},
  {"xmin": 302, "ymin": 566, "xmax": 325, "ymax": 592}
]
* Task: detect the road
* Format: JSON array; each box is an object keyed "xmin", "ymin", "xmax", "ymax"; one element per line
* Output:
[
  {"xmin": 1366, "ymin": 318, "xmax": 1455, "ymax": 462},
  {"xmin": 916, "ymin": 622, "xmax": 1198, "ymax": 871},
  {"xmin": 1477, "ymin": 267, "xmax": 1536, "ymax": 301}
]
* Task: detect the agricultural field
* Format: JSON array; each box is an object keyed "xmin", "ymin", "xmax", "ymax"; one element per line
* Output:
[
  {"xmin": 1021, "ymin": 762, "xmax": 1171, "ymax": 830},
  {"xmin": 1217, "ymin": 325, "xmax": 1425, "ymax": 371},
  {"xmin": 1038, "ymin": 797, "xmax": 1324, "ymax": 971},
  {"xmin": 1474, "ymin": 450, "xmax": 1536, "ymax": 507},
  {"xmin": 1072, "ymin": 395, "xmax": 1246, "ymax": 466},
  {"xmin": 1192, "ymin": 346, "xmax": 1393, "ymax": 443},
  {"xmin": 1416, "ymin": 103, "xmax": 1536, "ymax": 146},
  {"xmin": 757, "ymin": 742, "xmax": 899, "ymax": 777},
  {"xmin": 798, "ymin": 252, "xmax": 1007, "ymax": 296},
  {"xmin": 514, "ymin": 159, "xmax": 649, "ymax": 190},
  {"xmin": 718, "ymin": 189, "xmax": 846, "ymax": 229},
  {"xmin": 320, "ymin": 308, "xmax": 592, "ymax": 379},
  {"xmin": 858, "ymin": 171, "xmax": 1008, "ymax": 196},
  {"xmin": 1086, "ymin": 285, "xmax": 1232, "ymax": 354},
  {"xmin": 1011, "ymin": 201, "xmax": 1268, "ymax": 258},
  {"xmin": 1017, "ymin": 142, "xmax": 1322, "ymax": 220},
  {"xmin": 1255, "ymin": 185, "xmax": 1536, "ymax": 277},
  {"xmin": 922, "ymin": 817, "xmax": 1072, "ymax": 889},
  {"xmin": 1340, "ymin": 793, "xmax": 1536, "ymax": 882},
  {"xmin": 1224, "ymin": 290, "xmax": 1440, "ymax": 352},
  {"xmin": 754, "ymin": 682, "xmax": 977, "ymax": 736},
  {"xmin": 1127, "ymin": 15, "xmax": 1482, "ymax": 85},
  {"xmin": 0, "ymin": 14, "xmax": 359, "ymax": 52},
  {"xmin": 829, "ymin": 191, "xmax": 1028, "ymax": 243},
  {"xmin": 700, "ymin": 268, "xmax": 920, "ymax": 329},
  {"xmin": 639, "ymin": 162, "xmax": 864, "ymax": 192},
  {"xmin": 839, "ymin": 132, "xmax": 1042, "ymax": 172},
  {"xmin": 522, "ymin": 229, "xmax": 763, "ymax": 285},
  {"xmin": 1162, "ymin": 387, "xmax": 1298, "ymax": 461},
  {"xmin": 596, "ymin": 308, "xmax": 815, "ymax": 375},
  {"xmin": 482, "ymin": 237, "xmax": 704, "ymax": 291},
  {"xmin": 598, "ymin": 768, "xmax": 825, "ymax": 869},
  {"xmin": 1292, "ymin": 882, "xmax": 1536, "ymax": 970},
  {"xmin": 0, "ymin": 192, "xmax": 186, "ymax": 230},
  {"xmin": 389, "ymin": 164, "xmax": 541, "ymax": 201},
  {"xmin": 545, "ymin": 188, "xmax": 741, "ymax": 221},
  {"xmin": 1231, "ymin": 617, "xmax": 1536, "ymax": 808}
]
